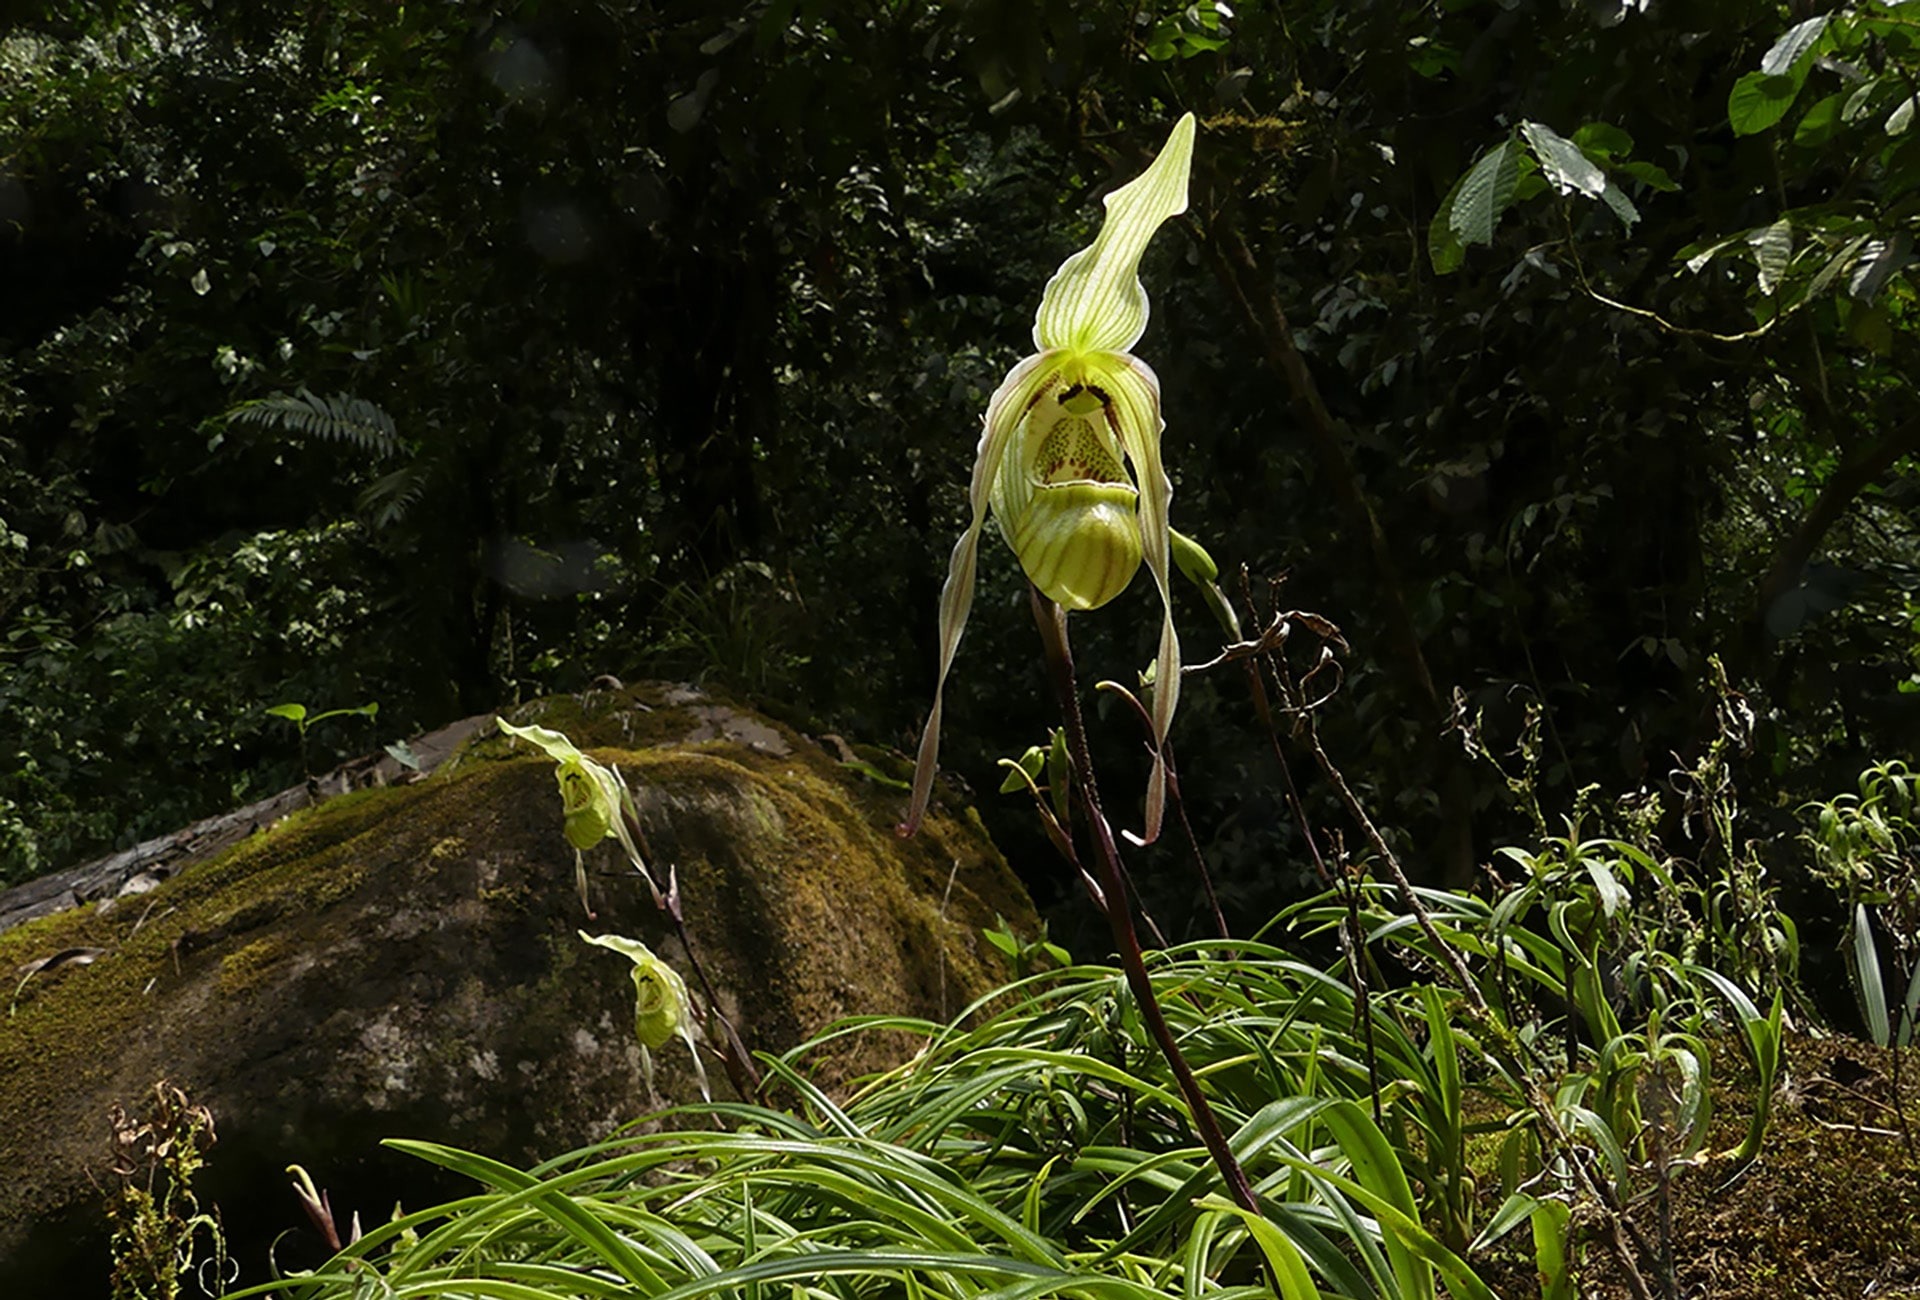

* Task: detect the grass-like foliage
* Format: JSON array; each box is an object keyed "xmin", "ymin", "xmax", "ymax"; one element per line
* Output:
[
  {"xmin": 223, "ymin": 922, "xmax": 1721, "ymax": 1300},
  {"xmin": 214, "ymin": 838, "xmax": 1798, "ymax": 1300}
]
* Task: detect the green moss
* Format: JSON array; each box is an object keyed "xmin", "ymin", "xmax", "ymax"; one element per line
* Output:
[
  {"xmin": 218, "ymin": 936, "xmax": 292, "ymax": 995},
  {"xmin": 0, "ymin": 774, "xmax": 485, "ymax": 1222},
  {"xmin": 0, "ymin": 689, "xmax": 1034, "ymax": 1255}
]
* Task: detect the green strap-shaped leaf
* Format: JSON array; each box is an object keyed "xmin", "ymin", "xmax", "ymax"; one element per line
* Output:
[
  {"xmin": 1319, "ymin": 1099, "xmax": 1435, "ymax": 1300},
  {"xmin": 1195, "ymin": 1196, "xmax": 1324, "ymax": 1300}
]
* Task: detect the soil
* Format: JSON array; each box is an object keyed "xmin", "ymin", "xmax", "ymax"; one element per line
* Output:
[{"xmin": 1474, "ymin": 1031, "xmax": 1920, "ymax": 1299}]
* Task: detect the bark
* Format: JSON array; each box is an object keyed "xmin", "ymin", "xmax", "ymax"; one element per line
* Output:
[{"xmin": 1749, "ymin": 417, "xmax": 1920, "ymax": 666}]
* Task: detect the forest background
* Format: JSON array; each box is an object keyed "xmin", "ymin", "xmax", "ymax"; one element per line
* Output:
[{"xmin": 4, "ymin": 0, "xmax": 1918, "ymax": 949}]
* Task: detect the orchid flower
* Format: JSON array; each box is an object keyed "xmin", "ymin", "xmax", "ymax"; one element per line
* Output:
[
  {"xmin": 903, "ymin": 113, "xmax": 1196, "ymax": 844},
  {"xmin": 498, "ymin": 717, "xmax": 656, "ymax": 915},
  {"xmin": 580, "ymin": 930, "xmax": 709, "ymax": 1099}
]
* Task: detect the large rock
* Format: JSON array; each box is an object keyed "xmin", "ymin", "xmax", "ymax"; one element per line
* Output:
[{"xmin": 0, "ymin": 683, "xmax": 1034, "ymax": 1295}]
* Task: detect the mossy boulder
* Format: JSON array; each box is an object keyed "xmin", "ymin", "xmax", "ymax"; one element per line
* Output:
[{"xmin": 0, "ymin": 683, "xmax": 1035, "ymax": 1295}]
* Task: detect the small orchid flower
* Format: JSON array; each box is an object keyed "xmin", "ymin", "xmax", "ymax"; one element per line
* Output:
[
  {"xmin": 498, "ymin": 717, "xmax": 655, "ymax": 915},
  {"xmin": 580, "ymin": 931, "xmax": 709, "ymax": 1099},
  {"xmin": 903, "ymin": 113, "xmax": 1196, "ymax": 844}
]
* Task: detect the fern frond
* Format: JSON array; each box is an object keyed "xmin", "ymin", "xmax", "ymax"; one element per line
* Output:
[
  {"xmin": 226, "ymin": 387, "xmax": 402, "ymax": 457},
  {"xmin": 356, "ymin": 465, "xmax": 429, "ymax": 529}
]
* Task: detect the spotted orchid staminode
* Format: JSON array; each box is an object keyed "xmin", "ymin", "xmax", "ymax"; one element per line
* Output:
[{"xmin": 903, "ymin": 113, "xmax": 1196, "ymax": 844}]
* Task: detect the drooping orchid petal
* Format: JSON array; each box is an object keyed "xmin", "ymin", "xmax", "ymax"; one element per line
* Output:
[
  {"xmin": 1094, "ymin": 353, "xmax": 1179, "ymax": 844},
  {"xmin": 902, "ymin": 114, "xmax": 1197, "ymax": 843},
  {"xmin": 903, "ymin": 352, "xmax": 1058, "ymax": 834}
]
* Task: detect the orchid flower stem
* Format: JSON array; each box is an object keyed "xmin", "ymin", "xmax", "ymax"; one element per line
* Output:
[
  {"xmin": 1098, "ymin": 682, "xmax": 1228, "ymax": 940},
  {"xmin": 619, "ymin": 805, "xmax": 762, "ymax": 1098},
  {"xmin": 1028, "ymin": 583, "xmax": 1258, "ymax": 1216},
  {"xmin": 1241, "ymin": 648, "xmax": 1381, "ymax": 1120}
]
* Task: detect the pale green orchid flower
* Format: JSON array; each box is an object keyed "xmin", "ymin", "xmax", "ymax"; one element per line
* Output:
[
  {"xmin": 498, "ymin": 717, "xmax": 654, "ymax": 914},
  {"xmin": 580, "ymin": 931, "xmax": 708, "ymax": 1099},
  {"xmin": 904, "ymin": 113, "xmax": 1196, "ymax": 844}
]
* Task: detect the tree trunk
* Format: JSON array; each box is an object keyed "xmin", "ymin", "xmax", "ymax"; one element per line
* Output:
[{"xmin": 1196, "ymin": 217, "xmax": 1478, "ymax": 886}]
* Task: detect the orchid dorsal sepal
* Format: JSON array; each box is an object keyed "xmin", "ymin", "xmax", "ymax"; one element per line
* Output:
[
  {"xmin": 1033, "ymin": 112, "xmax": 1197, "ymax": 355},
  {"xmin": 902, "ymin": 113, "xmax": 1198, "ymax": 844}
]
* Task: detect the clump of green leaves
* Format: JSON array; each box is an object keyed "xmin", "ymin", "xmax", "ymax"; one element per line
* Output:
[{"xmin": 1805, "ymin": 759, "xmax": 1920, "ymax": 1051}]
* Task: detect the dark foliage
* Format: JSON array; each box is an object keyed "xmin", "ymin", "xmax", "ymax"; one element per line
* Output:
[{"xmin": 4, "ymin": 0, "xmax": 1917, "ymax": 946}]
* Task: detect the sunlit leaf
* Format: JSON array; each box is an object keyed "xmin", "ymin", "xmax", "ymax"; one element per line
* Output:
[
  {"xmin": 1521, "ymin": 121, "xmax": 1606, "ymax": 197},
  {"xmin": 1448, "ymin": 135, "xmax": 1520, "ymax": 247}
]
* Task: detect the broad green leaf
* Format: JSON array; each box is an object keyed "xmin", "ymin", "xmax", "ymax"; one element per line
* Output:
[
  {"xmin": 1807, "ymin": 231, "xmax": 1873, "ymax": 300},
  {"xmin": 1729, "ymin": 72, "xmax": 1802, "ymax": 136},
  {"xmin": 1599, "ymin": 182, "xmax": 1640, "ymax": 230},
  {"xmin": 1849, "ymin": 233, "xmax": 1912, "ymax": 302},
  {"xmin": 1850, "ymin": 302, "xmax": 1893, "ymax": 352},
  {"xmin": 1530, "ymin": 1198, "xmax": 1575, "ymax": 1300},
  {"xmin": 1681, "ymin": 231, "xmax": 1742, "ymax": 274},
  {"xmin": 1617, "ymin": 159, "xmax": 1679, "ymax": 192},
  {"xmin": 1794, "ymin": 91, "xmax": 1846, "ymax": 147},
  {"xmin": 265, "ymin": 702, "xmax": 308, "ymax": 723},
  {"xmin": 1582, "ymin": 857, "xmax": 1629, "ymax": 916},
  {"xmin": 1750, "ymin": 218, "xmax": 1793, "ymax": 295},
  {"xmin": 1428, "ymin": 168, "xmax": 1469, "ymax": 274},
  {"xmin": 1570, "ymin": 121, "xmax": 1633, "ymax": 161},
  {"xmin": 1448, "ymin": 135, "xmax": 1520, "ymax": 247},
  {"xmin": 1567, "ymin": 1103, "xmax": 1630, "ymax": 1192},
  {"xmin": 1522, "ymin": 121, "xmax": 1606, "ymax": 197},
  {"xmin": 1844, "ymin": 78, "xmax": 1888, "ymax": 125}
]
